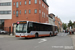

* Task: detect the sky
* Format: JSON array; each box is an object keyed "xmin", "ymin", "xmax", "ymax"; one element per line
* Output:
[{"xmin": 47, "ymin": 0, "xmax": 75, "ymax": 23}]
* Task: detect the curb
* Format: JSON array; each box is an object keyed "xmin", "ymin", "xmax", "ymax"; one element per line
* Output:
[{"xmin": 69, "ymin": 35, "xmax": 75, "ymax": 50}]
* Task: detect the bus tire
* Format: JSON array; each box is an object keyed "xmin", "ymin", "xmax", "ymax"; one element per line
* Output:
[{"xmin": 35, "ymin": 33, "xmax": 38, "ymax": 38}]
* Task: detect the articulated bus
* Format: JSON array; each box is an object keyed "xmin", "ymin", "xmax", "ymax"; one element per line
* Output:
[{"xmin": 15, "ymin": 21, "xmax": 58, "ymax": 38}]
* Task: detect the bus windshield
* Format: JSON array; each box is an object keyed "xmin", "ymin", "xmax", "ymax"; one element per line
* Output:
[{"xmin": 16, "ymin": 24, "xmax": 27, "ymax": 33}]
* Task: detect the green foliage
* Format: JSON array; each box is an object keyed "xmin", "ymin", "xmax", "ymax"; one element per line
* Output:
[
  {"xmin": 68, "ymin": 20, "xmax": 73, "ymax": 28},
  {"xmin": 62, "ymin": 23, "xmax": 67, "ymax": 30},
  {"xmin": 72, "ymin": 22, "xmax": 75, "ymax": 28}
]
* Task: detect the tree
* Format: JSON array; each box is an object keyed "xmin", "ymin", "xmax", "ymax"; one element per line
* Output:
[
  {"xmin": 62, "ymin": 23, "xmax": 67, "ymax": 30},
  {"xmin": 68, "ymin": 20, "xmax": 73, "ymax": 29}
]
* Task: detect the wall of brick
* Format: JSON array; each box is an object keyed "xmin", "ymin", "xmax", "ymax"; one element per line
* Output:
[{"xmin": 4, "ymin": 0, "xmax": 49, "ymax": 31}]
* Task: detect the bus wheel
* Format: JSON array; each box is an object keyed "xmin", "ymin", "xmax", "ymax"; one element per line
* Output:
[{"xmin": 35, "ymin": 33, "xmax": 38, "ymax": 38}]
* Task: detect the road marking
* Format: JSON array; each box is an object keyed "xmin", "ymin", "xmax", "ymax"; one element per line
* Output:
[{"xmin": 38, "ymin": 39, "xmax": 47, "ymax": 43}]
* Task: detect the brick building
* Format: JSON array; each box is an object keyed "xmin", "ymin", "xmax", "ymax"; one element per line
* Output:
[
  {"xmin": 55, "ymin": 17, "xmax": 62, "ymax": 32},
  {"xmin": 1, "ymin": 0, "xmax": 49, "ymax": 33}
]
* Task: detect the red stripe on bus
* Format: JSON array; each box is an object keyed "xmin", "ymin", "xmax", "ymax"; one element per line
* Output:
[
  {"xmin": 28, "ymin": 35, "xmax": 35, "ymax": 38},
  {"xmin": 39, "ymin": 34, "xmax": 50, "ymax": 37},
  {"xmin": 15, "ymin": 35, "xmax": 35, "ymax": 38},
  {"xmin": 15, "ymin": 35, "xmax": 27, "ymax": 37}
]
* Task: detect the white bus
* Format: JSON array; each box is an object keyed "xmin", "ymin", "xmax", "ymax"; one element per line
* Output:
[{"xmin": 15, "ymin": 21, "xmax": 58, "ymax": 38}]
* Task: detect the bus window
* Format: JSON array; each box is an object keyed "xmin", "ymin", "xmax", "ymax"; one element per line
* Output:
[
  {"xmin": 16, "ymin": 24, "xmax": 23, "ymax": 33},
  {"xmin": 23, "ymin": 24, "xmax": 27, "ymax": 33},
  {"xmin": 28, "ymin": 22, "xmax": 33, "ymax": 33},
  {"xmin": 34, "ymin": 26, "xmax": 36, "ymax": 31}
]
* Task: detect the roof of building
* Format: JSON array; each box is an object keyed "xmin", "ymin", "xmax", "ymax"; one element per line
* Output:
[
  {"xmin": 48, "ymin": 13, "xmax": 55, "ymax": 19},
  {"xmin": 42, "ymin": 0, "xmax": 49, "ymax": 7}
]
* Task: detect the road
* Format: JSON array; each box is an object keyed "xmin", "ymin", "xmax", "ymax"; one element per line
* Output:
[{"xmin": 0, "ymin": 33, "xmax": 74, "ymax": 50}]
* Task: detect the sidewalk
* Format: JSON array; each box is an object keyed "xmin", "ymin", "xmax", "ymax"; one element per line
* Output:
[
  {"xmin": 69, "ymin": 34, "xmax": 75, "ymax": 50},
  {"xmin": 0, "ymin": 34, "xmax": 15, "ymax": 38}
]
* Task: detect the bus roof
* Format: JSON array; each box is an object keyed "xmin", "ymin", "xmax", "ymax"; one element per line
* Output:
[{"xmin": 17, "ymin": 21, "xmax": 56, "ymax": 26}]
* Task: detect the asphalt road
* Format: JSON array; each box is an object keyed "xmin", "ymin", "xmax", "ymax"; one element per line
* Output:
[{"xmin": 0, "ymin": 33, "xmax": 74, "ymax": 50}]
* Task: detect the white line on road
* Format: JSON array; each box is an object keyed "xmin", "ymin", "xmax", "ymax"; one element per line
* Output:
[{"xmin": 38, "ymin": 39, "xmax": 47, "ymax": 43}]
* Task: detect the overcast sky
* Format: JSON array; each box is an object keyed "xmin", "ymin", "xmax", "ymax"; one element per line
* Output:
[{"xmin": 47, "ymin": 0, "xmax": 75, "ymax": 23}]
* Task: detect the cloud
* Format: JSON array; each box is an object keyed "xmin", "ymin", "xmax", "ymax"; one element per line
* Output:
[{"xmin": 47, "ymin": 0, "xmax": 75, "ymax": 23}]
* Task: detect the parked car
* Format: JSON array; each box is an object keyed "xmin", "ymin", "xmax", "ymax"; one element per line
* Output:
[
  {"xmin": 65, "ymin": 30, "xmax": 69, "ymax": 33},
  {"xmin": 0, "ymin": 29, "xmax": 8, "ymax": 34}
]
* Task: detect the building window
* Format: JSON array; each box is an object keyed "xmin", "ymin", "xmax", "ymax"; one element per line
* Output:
[
  {"xmin": 46, "ymin": 7, "xmax": 48, "ymax": 10},
  {"xmin": 29, "ymin": 10, "xmax": 31, "ymax": 14},
  {"xmin": 25, "ymin": 1, "xmax": 27, "ymax": 5},
  {"xmin": 29, "ymin": 0, "xmax": 31, "ymax": 4},
  {"xmin": 44, "ymin": 13, "xmax": 45, "ymax": 18},
  {"xmin": 35, "ymin": 0, "xmax": 37, "ymax": 4},
  {"xmin": 20, "ymin": 10, "xmax": 21, "ymax": 14},
  {"xmin": 44, "ymin": 5, "xmax": 45, "ymax": 8},
  {"xmin": 13, "ymin": 11, "xmax": 15, "ymax": 14},
  {"xmin": 35, "ymin": 9, "xmax": 37, "ymax": 13},
  {"xmin": 39, "ymin": 10, "xmax": 41, "ymax": 13},
  {"xmin": 42, "ymin": 12, "xmax": 43, "ymax": 17},
  {"xmin": 39, "ymin": 0, "xmax": 41, "ymax": 4},
  {"xmin": 16, "ymin": 11, "xmax": 18, "ymax": 17},
  {"xmin": 0, "ymin": 2, "xmax": 11, "ymax": 6},
  {"xmin": 16, "ymin": 2, "xmax": 18, "ymax": 8},
  {"xmin": 14, "ymin": 2, "xmax": 15, "ymax": 6},
  {"xmin": 25, "ymin": 10, "xmax": 26, "ymax": 14},
  {"xmin": 42, "ymin": 3, "xmax": 43, "ymax": 7},
  {"xmin": 20, "ymin": 2, "xmax": 21, "ymax": 5},
  {"xmin": 46, "ymin": 15, "xmax": 48, "ymax": 17},
  {"xmin": 0, "ymin": 11, "xmax": 11, "ymax": 14}
]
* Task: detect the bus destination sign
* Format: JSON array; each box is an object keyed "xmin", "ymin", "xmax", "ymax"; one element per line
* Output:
[{"xmin": 17, "ymin": 21, "xmax": 27, "ymax": 24}]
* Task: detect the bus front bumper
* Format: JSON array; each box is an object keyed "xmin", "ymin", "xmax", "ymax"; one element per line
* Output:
[
  {"xmin": 15, "ymin": 35, "xmax": 29, "ymax": 37},
  {"xmin": 15, "ymin": 35, "xmax": 35, "ymax": 38}
]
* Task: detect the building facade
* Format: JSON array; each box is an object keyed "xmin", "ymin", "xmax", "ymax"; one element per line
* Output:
[
  {"xmin": 55, "ymin": 17, "xmax": 62, "ymax": 32},
  {"xmin": 0, "ymin": 0, "xmax": 12, "ymax": 28},
  {"xmin": 0, "ymin": 0, "xmax": 49, "ymax": 33},
  {"xmin": 48, "ymin": 13, "xmax": 55, "ymax": 25}
]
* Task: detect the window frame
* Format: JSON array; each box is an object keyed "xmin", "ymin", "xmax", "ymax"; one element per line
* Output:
[
  {"xmin": 20, "ymin": 10, "xmax": 21, "ymax": 14},
  {"xmin": 20, "ymin": 2, "xmax": 21, "ymax": 5},
  {"xmin": 29, "ymin": 0, "xmax": 31, "ymax": 5},
  {"xmin": 16, "ymin": 2, "xmax": 18, "ymax": 8},
  {"xmin": 25, "ymin": 10, "xmax": 27, "ymax": 14},
  {"xmin": 35, "ymin": 9, "xmax": 37, "ymax": 13},
  {"xmin": 13, "ymin": 2, "xmax": 15, "ymax": 6},
  {"xmin": 29, "ymin": 10, "xmax": 31, "ymax": 14},
  {"xmin": 35, "ymin": 0, "xmax": 37, "ymax": 4},
  {"xmin": 25, "ymin": 1, "xmax": 27, "ymax": 5},
  {"xmin": 13, "ymin": 11, "xmax": 15, "ymax": 14},
  {"xmin": 16, "ymin": 11, "xmax": 18, "ymax": 17}
]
